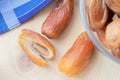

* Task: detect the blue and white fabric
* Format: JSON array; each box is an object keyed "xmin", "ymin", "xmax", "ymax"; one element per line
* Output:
[{"xmin": 0, "ymin": 0, "xmax": 52, "ymax": 34}]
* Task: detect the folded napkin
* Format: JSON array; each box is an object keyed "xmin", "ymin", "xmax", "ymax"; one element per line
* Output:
[{"xmin": 0, "ymin": 0, "xmax": 52, "ymax": 34}]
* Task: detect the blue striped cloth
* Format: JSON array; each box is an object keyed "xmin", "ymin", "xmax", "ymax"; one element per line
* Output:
[{"xmin": 0, "ymin": 0, "xmax": 52, "ymax": 34}]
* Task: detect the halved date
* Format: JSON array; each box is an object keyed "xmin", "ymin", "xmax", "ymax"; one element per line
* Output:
[{"xmin": 18, "ymin": 29, "xmax": 55, "ymax": 67}]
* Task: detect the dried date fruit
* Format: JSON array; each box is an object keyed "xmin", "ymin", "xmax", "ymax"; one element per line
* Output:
[
  {"xmin": 85, "ymin": 0, "xmax": 108, "ymax": 30},
  {"xmin": 42, "ymin": 0, "xmax": 74, "ymax": 38},
  {"xmin": 106, "ymin": 19, "xmax": 120, "ymax": 48},
  {"xmin": 105, "ymin": 0, "xmax": 120, "ymax": 17},
  {"xmin": 19, "ymin": 29, "xmax": 55, "ymax": 67},
  {"xmin": 58, "ymin": 32, "xmax": 94, "ymax": 77}
]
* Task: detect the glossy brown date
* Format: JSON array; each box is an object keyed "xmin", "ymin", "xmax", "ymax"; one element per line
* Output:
[
  {"xmin": 105, "ymin": 0, "xmax": 120, "ymax": 17},
  {"xmin": 42, "ymin": 0, "xmax": 74, "ymax": 39},
  {"xmin": 85, "ymin": 0, "xmax": 108, "ymax": 31},
  {"xmin": 58, "ymin": 32, "xmax": 94, "ymax": 77}
]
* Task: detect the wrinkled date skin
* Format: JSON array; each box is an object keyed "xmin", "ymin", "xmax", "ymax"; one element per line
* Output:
[
  {"xmin": 96, "ymin": 19, "xmax": 120, "ymax": 59},
  {"xmin": 105, "ymin": 0, "xmax": 120, "ymax": 17},
  {"xmin": 96, "ymin": 29, "xmax": 112, "ymax": 49},
  {"xmin": 106, "ymin": 19, "xmax": 120, "ymax": 48},
  {"xmin": 112, "ymin": 48, "xmax": 120, "ymax": 59},
  {"xmin": 105, "ymin": 19, "xmax": 120, "ymax": 59},
  {"xmin": 42, "ymin": 0, "xmax": 74, "ymax": 39},
  {"xmin": 85, "ymin": 0, "xmax": 108, "ymax": 31},
  {"xmin": 58, "ymin": 32, "xmax": 94, "ymax": 77}
]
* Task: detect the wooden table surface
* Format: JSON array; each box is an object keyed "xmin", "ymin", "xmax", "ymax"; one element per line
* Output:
[{"xmin": 0, "ymin": 0, "xmax": 120, "ymax": 80}]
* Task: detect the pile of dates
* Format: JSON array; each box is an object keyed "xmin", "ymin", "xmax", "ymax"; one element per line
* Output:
[{"xmin": 85, "ymin": 0, "xmax": 120, "ymax": 59}]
